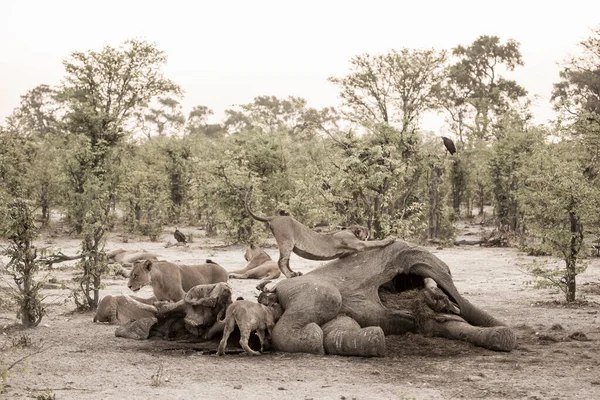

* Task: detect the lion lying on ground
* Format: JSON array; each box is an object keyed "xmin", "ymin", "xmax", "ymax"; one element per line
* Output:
[
  {"xmin": 128, "ymin": 259, "xmax": 228, "ymax": 302},
  {"xmin": 217, "ymin": 299, "xmax": 283, "ymax": 356},
  {"xmin": 107, "ymin": 248, "xmax": 159, "ymax": 267},
  {"xmin": 94, "ymin": 295, "xmax": 157, "ymax": 324},
  {"xmin": 245, "ymin": 189, "xmax": 395, "ymax": 278},
  {"xmin": 228, "ymin": 244, "xmax": 281, "ymax": 280}
]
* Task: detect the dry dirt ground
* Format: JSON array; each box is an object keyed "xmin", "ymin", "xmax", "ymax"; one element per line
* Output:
[{"xmin": 1, "ymin": 224, "xmax": 599, "ymax": 400}]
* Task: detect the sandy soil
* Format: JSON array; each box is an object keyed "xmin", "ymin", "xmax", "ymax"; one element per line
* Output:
[{"xmin": 1, "ymin": 224, "xmax": 599, "ymax": 400}]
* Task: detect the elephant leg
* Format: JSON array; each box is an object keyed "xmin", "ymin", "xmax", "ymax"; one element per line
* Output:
[
  {"xmin": 322, "ymin": 315, "xmax": 386, "ymax": 357},
  {"xmin": 217, "ymin": 318, "xmax": 235, "ymax": 356},
  {"xmin": 271, "ymin": 280, "xmax": 342, "ymax": 355},
  {"xmin": 239, "ymin": 326, "xmax": 260, "ymax": 356},
  {"xmin": 423, "ymin": 317, "xmax": 516, "ymax": 352},
  {"xmin": 273, "ymin": 320, "xmax": 324, "ymax": 355}
]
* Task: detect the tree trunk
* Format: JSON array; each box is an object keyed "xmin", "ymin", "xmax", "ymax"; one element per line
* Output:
[
  {"xmin": 373, "ymin": 196, "xmax": 383, "ymax": 238},
  {"xmin": 566, "ymin": 197, "xmax": 583, "ymax": 302},
  {"xmin": 428, "ymin": 165, "xmax": 441, "ymax": 239}
]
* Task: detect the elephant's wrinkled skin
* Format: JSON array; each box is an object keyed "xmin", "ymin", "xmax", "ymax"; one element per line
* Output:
[
  {"xmin": 259, "ymin": 240, "xmax": 516, "ymax": 356},
  {"xmin": 115, "ymin": 283, "xmax": 232, "ymax": 340}
]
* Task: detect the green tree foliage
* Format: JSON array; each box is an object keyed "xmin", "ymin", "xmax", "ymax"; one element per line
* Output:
[
  {"xmin": 552, "ymin": 27, "xmax": 600, "ymax": 175},
  {"xmin": 438, "ymin": 35, "xmax": 528, "ymax": 221},
  {"xmin": 185, "ymin": 105, "xmax": 224, "ymax": 138},
  {"xmin": 319, "ymin": 125, "xmax": 427, "ymax": 239},
  {"xmin": 224, "ymin": 95, "xmax": 338, "ymax": 139},
  {"xmin": 0, "ymin": 200, "xmax": 46, "ymax": 327},
  {"xmin": 330, "ymin": 48, "xmax": 446, "ymax": 135},
  {"xmin": 57, "ymin": 39, "xmax": 181, "ymax": 308},
  {"xmin": 518, "ymin": 139, "xmax": 600, "ymax": 302},
  {"xmin": 3, "ymin": 85, "xmax": 65, "ymax": 225},
  {"xmin": 138, "ymin": 97, "xmax": 186, "ymax": 139},
  {"xmin": 488, "ymin": 128, "xmax": 543, "ymax": 233},
  {"xmin": 120, "ymin": 142, "xmax": 170, "ymax": 238},
  {"xmin": 441, "ymin": 35, "xmax": 527, "ymax": 142}
]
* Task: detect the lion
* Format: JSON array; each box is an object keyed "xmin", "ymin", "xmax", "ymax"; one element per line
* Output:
[
  {"xmin": 107, "ymin": 248, "xmax": 159, "ymax": 268},
  {"xmin": 94, "ymin": 295, "xmax": 157, "ymax": 324},
  {"xmin": 228, "ymin": 244, "xmax": 281, "ymax": 280},
  {"xmin": 216, "ymin": 299, "xmax": 283, "ymax": 356},
  {"xmin": 128, "ymin": 259, "xmax": 228, "ymax": 302},
  {"xmin": 245, "ymin": 189, "xmax": 396, "ymax": 278}
]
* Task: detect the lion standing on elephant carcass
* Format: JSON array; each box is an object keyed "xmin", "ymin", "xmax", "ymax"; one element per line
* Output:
[
  {"xmin": 244, "ymin": 188, "xmax": 396, "ymax": 278},
  {"xmin": 257, "ymin": 241, "xmax": 516, "ymax": 357}
]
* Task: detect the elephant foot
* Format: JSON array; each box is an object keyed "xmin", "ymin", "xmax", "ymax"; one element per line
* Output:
[
  {"xmin": 322, "ymin": 316, "xmax": 386, "ymax": 357},
  {"xmin": 273, "ymin": 322, "xmax": 324, "ymax": 355}
]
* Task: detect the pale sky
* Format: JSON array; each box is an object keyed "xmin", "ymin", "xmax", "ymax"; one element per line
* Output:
[{"xmin": 1, "ymin": 0, "xmax": 599, "ymax": 133}]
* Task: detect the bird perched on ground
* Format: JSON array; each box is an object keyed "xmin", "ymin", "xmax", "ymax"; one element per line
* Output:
[
  {"xmin": 441, "ymin": 136, "xmax": 457, "ymax": 155},
  {"xmin": 173, "ymin": 228, "xmax": 187, "ymax": 244}
]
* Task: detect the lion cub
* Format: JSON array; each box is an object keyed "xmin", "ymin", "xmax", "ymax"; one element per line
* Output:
[{"xmin": 217, "ymin": 299, "xmax": 282, "ymax": 356}]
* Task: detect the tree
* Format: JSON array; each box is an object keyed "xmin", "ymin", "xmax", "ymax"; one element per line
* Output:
[
  {"xmin": 319, "ymin": 125, "xmax": 427, "ymax": 238},
  {"xmin": 59, "ymin": 39, "xmax": 181, "ymax": 308},
  {"xmin": 0, "ymin": 199, "xmax": 47, "ymax": 327},
  {"xmin": 224, "ymin": 95, "xmax": 338, "ymax": 139},
  {"xmin": 3, "ymin": 85, "xmax": 65, "ymax": 225},
  {"xmin": 330, "ymin": 48, "xmax": 447, "ymax": 135},
  {"xmin": 518, "ymin": 139, "xmax": 600, "ymax": 302},
  {"xmin": 138, "ymin": 97, "xmax": 185, "ymax": 139},
  {"xmin": 440, "ymin": 35, "xmax": 527, "ymax": 142},
  {"xmin": 488, "ymin": 127, "xmax": 543, "ymax": 233},
  {"xmin": 552, "ymin": 26, "xmax": 600, "ymax": 177},
  {"xmin": 185, "ymin": 105, "xmax": 224, "ymax": 138},
  {"xmin": 437, "ymin": 36, "xmax": 528, "ymax": 220}
]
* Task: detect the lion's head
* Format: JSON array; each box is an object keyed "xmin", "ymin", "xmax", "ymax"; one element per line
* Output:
[
  {"xmin": 244, "ymin": 243, "xmax": 265, "ymax": 261},
  {"xmin": 346, "ymin": 225, "xmax": 370, "ymax": 241},
  {"xmin": 128, "ymin": 260, "xmax": 153, "ymax": 292}
]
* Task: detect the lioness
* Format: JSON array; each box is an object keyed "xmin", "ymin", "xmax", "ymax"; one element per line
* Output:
[
  {"xmin": 245, "ymin": 189, "xmax": 396, "ymax": 278},
  {"xmin": 107, "ymin": 248, "xmax": 159, "ymax": 267},
  {"xmin": 94, "ymin": 295, "xmax": 157, "ymax": 324},
  {"xmin": 228, "ymin": 244, "xmax": 281, "ymax": 280},
  {"xmin": 217, "ymin": 299, "xmax": 282, "ymax": 356},
  {"xmin": 128, "ymin": 259, "xmax": 228, "ymax": 302}
]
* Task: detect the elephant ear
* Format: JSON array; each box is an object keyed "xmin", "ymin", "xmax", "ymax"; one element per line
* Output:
[{"xmin": 143, "ymin": 260, "xmax": 153, "ymax": 271}]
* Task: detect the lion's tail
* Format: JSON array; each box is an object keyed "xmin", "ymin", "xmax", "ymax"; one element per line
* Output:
[{"xmin": 245, "ymin": 186, "xmax": 271, "ymax": 222}]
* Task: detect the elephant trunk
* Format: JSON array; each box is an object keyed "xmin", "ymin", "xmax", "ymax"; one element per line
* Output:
[
  {"xmin": 423, "ymin": 318, "xmax": 516, "ymax": 352},
  {"xmin": 455, "ymin": 297, "xmax": 504, "ymax": 327}
]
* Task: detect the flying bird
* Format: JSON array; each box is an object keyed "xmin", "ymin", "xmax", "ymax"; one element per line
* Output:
[
  {"xmin": 441, "ymin": 137, "xmax": 457, "ymax": 155},
  {"xmin": 174, "ymin": 228, "xmax": 187, "ymax": 244}
]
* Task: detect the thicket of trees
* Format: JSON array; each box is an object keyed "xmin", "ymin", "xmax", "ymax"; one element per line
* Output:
[{"xmin": 2, "ymin": 30, "xmax": 600, "ymax": 310}]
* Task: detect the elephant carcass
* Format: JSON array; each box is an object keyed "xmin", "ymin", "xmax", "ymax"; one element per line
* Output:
[
  {"xmin": 115, "ymin": 283, "xmax": 232, "ymax": 340},
  {"xmin": 261, "ymin": 240, "xmax": 516, "ymax": 356},
  {"xmin": 153, "ymin": 282, "xmax": 233, "ymax": 338}
]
